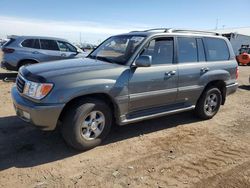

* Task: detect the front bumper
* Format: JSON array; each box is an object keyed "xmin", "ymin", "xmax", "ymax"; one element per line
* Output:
[
  {"xmin": 11, "ymin": 86, "xmax": 65, "ymax": 131},
  {"xmin": 226, "ymin": 83, "xmax": 238, "ymax": 96}
]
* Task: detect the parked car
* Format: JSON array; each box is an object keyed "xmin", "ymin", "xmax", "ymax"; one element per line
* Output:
[
  {"xmin": 11, "ymin": 29, "xmax": 238, "ymax": 150},
  {"xmin": 1, "ymin": 36, "xmax": 88, "ymax": 71},
  {"xmin": 0, "ymin": 39, "xmax": 8, "ymax": 47},
  {"xmin": 236, "ymin": 45, "xmax": 250, "ymax": 65},
  {"xmin": 78, "ymin": 43, "xmax": 97, "ymax": 53}
]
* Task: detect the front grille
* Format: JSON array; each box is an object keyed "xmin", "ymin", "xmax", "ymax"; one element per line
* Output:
[{"xmin": 16, "ymin": 74, "xmax": 26, "ymax": 93}]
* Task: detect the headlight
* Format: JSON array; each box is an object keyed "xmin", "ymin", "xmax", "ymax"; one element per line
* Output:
[{"xmin": 23, "ymin": 80, "xmax": 53, "ymax": 100}]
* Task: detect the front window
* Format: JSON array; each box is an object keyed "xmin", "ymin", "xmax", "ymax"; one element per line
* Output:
[
  {"xmin": 57, "ymin": 41, "xmax": 77, "ymax": 52},
  {"xmin": 88, "ymin": 35, "xmax": 145, "ymax": 65}
]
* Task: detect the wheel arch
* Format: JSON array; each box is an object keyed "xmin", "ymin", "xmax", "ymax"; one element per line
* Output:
[
  {"xmin": 58, "ymin": 93, "xmax": 119, "ymax": 125},
  {"xmin": 201, "ymin": 80, "xmax": 226, "ymax": 105},
  {"xmin": 17, "ymin": 59, "xmax": 39, "ymax": 69}
]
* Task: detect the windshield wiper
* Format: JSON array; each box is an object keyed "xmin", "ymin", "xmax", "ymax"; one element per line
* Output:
[
  {"xmin": 87, "ymin": 55, "xmax": 121, "ymax": 64},
  {"xmin": 95, "ymin": 56, "xmax": 116, "ymax": 64},
  {"xmin": 87, "ymin": 54, "xmax": 96, "ymax": 59}
]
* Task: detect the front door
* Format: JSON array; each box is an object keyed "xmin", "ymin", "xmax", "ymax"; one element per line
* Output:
[
  {"xmin": 128, "ymin": 37, "xmax": 178, "ymax": 113},
  {"xmin": 39, "ymin": 39, "xmax": 62, "ymax": 62}
]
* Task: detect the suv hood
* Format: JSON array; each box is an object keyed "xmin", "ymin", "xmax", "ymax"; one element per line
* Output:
[{"xmin": 20, "ymin": 58, "xmax": 121, "ymax": 82}]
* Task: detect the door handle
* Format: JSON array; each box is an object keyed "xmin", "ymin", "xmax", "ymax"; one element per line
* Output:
[
  {"xmin": 61, "ymin": 53, "xmax": 66, "ymax": 57},
  {"xmin": 32, "ymin": 51, "xmax": 39, "ymax": 54},
  {"xmin": 201, "ymin": 67, "xmax": 210, "ymax": 73},
  {"xmin": 165, "ymin": 70, "xmax": 176, "ymax": 76}
]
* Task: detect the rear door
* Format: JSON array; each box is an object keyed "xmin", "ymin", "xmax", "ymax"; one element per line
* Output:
[
  {"xmin": 39, "ymin": 39, "xmax": 62, "ymax": 62},
  {"xmin": 176, "ymin": 36, "xmax": 208, "ymax": 106},
  {"xmin": 20, "ymin": 39, "xmax": 41, "ymax": 59}
]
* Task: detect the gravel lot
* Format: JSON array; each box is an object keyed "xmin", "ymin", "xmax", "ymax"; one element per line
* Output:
[{"xmin": 0, "ymin": 60, "xmax": 250, "ymax": 187}]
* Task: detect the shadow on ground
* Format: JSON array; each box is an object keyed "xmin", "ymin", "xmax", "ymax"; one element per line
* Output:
[
  {"xmin": 239, "ymin": 85, "xmax": 250, "ymax": 91},
  {"xmin": 0, "ymin": 72, "xmax": 17, "ymax": 82},
  {"xmin": 0, "ymin": 112, "xmax": 200, "ymax": 170}
]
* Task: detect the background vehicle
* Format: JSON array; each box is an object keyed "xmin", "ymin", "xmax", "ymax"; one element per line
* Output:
[
  {"xmin": 11, "ymin": 29, "xmax": 238, "ymax": 150},
  {"xmin": 236, "ymin": 45, "xmax": 250, "ymax": 65},
  {"xmin": 1, "ymin": 36, "xmax": 88, "ymax": 71},
  {"xmin": 77, "ymin": 43, "xmax": 97, "ymax": 53},
  {"xmin": 0, "ymin": 39, "xmax": 8, "ymax": 47}
]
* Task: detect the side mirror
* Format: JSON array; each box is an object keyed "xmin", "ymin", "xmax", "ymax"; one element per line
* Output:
[{"xmin": 134, "ymin": 55, "xmax": 152, "ymax": 67}]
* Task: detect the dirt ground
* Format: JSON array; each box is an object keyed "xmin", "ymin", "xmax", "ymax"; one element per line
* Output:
[{"xmin": 0, "ymin": 62, "xmax": 250, "ymax": 188}]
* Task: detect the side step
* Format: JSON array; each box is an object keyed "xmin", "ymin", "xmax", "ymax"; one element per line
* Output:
[{"xmin": 120, "ymin": 105, "xmax": 195, "ymax": 125}]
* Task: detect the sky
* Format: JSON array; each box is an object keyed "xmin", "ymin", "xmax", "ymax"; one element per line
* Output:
[{"xmin": 0, "ymin": 0, "xmax": 250, "ymax": 44}]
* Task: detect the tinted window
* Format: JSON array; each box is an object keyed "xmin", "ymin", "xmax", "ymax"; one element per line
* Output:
[
  {"xmin": 205, "ymin": 38, "xmax": 230, "ymax": 61},
  {"xmin": 22, "ymin": 39, "xmax": 40, "ymax": 49},
  {"xmin": 177, "ymin": 37, "xmax": 198, "ymax": 63},
  {"xmin": 141, "ymin": 38, "xmax": 174, "ymax": 65},
  {"xmin": 57, "ymin": 41, "xmax": 77, "ymax": 52},
  {"xmin": 40, "ymin": 39, "xmax": 59, "ymax": 51},
  {"xmin": 196, "ymin": 38, "xmax": 206, "ymax": 62}
]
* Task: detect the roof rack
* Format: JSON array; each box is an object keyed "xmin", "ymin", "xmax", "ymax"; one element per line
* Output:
[
  {"xmin": 130, "ymin": 28, "xmax": 220, "ymax": 36},
  {"xmin": 170, "ymin": 29, "xmax": 220, "ymax": 36},
  {"xmin": 143, "ymin": 28, "xmax": 171, "ymax": 32}
]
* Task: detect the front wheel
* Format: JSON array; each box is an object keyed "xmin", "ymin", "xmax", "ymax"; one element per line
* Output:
[
  {"xmin": 195, "ymin": 87, "xmax": 222, "ymax": 120},
  {"xmin": 61, "ymin": 98, "xmax": 112, "ymax": 151}
]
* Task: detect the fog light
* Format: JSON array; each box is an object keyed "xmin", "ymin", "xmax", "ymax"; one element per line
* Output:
[{"xmin": 22, "ymin": 111, "xmax": 30, "ymax": 120}]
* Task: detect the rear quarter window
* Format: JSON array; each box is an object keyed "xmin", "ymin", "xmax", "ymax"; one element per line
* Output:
[
  {"xmin": 205, "ymin": 37, "xmax": 230, "ymax": 61},
  {"xmin": 2, "ymin": 38, "xmax": 15, "ymax": 47}
]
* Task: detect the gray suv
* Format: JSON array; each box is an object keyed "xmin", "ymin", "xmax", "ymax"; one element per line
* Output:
[
  {"xmin": 11, "ymin": 29, "xmax": 238, "ymax": 150},
  {"xmin": 1, "ymin": 36, "xmax": 87, "ymax": 71}
]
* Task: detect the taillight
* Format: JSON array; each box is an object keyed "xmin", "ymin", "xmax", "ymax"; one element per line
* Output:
[
  {"xmin": 2, "ymin": 48, "xmax": 15, "ymax": 53},
  {"xmin": 236, "ymin": 67, "xmax": 239, "ymax": 79}
]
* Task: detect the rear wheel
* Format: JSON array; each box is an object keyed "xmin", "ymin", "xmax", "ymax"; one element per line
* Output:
[
  {"xmin": 195, "ymin": 87, "xmax": 222, "ymax": 119},
  {"xmin": 61, "ymin": 98, "xmax": 112, "ymax": 151}
]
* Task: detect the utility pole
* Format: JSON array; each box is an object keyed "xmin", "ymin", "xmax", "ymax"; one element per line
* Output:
[
  {"xmin": 79, "ymin": 32, "xmax": 82, "ymax": 44},
  {"xmin": 215, "ymin": 18, "xmax": 218, "ymax": 30}
]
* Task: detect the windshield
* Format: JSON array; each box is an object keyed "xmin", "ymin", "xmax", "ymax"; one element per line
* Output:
[{"xmin": 88, "ymin": 35, "xmax": 145, "ymax": 65}]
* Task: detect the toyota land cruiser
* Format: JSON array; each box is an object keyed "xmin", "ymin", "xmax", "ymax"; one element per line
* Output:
[{"xmin": 11, "ymin": 29, "xmax": 238, "ymax": 150}]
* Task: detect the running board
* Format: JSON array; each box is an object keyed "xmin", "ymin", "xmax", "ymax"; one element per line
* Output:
[{"xmin": 120, "ymin": 105, "xmax": 195, "ymax": 125}]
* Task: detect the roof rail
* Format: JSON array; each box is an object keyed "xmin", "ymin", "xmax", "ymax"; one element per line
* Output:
[
  {"xmin": 130, "ymin": 28, "xmax": 221, "ymax": 36},
  {"xmin": 169, "ymin": 29, "xmax": 220, "ymax": 36},
  {"xmin": 143, "ymin": 28, "xmax": 171, "ymax": 32}
]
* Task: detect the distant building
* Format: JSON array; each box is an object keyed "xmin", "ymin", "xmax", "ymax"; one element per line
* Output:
[{"xmin": 212, "ymin": 27, "xmax": 250, "ymax": 55}]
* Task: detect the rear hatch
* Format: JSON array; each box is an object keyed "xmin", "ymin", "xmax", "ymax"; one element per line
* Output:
[{"xmin": 0, "ymin": 37, "xmax": 17, "ymax": 64}]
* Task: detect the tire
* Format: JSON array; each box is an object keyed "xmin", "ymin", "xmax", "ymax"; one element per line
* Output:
[
  {"xmin": 195, "ymin": 87, "xmax": 222, "ymax": 120},
  {"xmin": 61, "ymin": 98, "xmax": 112, "ymax": 151}
]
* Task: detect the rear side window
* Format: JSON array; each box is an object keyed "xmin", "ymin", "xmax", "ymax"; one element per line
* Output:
[
  {"xmin": 177, "ymin": 37, "xmax": 198, "ymax": 63},
  {"xmin": 40, "ymin": 39, "xmax": 59, "ymax": 51},
  {"xmin": 205, "ymin": 38, "xmax": 230, "ymax": 61},
  {"xmin": 21, "ymin": 39, "xmax": 40, "ymax": 49}
]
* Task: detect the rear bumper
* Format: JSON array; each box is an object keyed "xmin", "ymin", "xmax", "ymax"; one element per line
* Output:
[
  {"xmin": 11, "ymin": 86, "xmax": 65, "ymax": 131},
  {"xmin": 226, "ymin": 83, "xmax": 238, "ymax": 96},
  {"xmin": 1, "ymin": 61, "xmax": 18, "ymax": 71}
]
